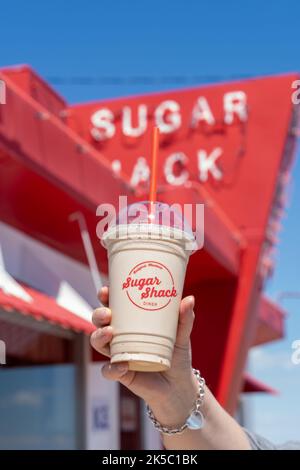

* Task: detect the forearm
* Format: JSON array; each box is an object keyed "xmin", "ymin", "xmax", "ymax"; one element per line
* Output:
[
  {"xmin": 149, "ymin": 374, "xmax": 251, "ymax": 450},
  {"xmin": 163, "ymin": 386, "xmax": 250, "ymax": 450}
]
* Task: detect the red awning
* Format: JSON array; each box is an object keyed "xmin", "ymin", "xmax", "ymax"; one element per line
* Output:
[
  {"xmin": 243, "ymin": 373, "xmax": 278, "ymax": 395},
  {"xmin": 0, "ymin": 285, "xmax": 95, "ymax": 335},
  {"xmin": 254, "ymin": 296, "xmax": 285, "ymax": 346}
]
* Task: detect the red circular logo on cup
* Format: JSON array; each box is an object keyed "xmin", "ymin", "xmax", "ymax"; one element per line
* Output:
[{"xmin": 122, "ymin": 260, "xmax": 177, "ymax": 311}]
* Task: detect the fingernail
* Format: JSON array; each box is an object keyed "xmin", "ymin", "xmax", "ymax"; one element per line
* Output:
[
  {"xmin": 116, "ymin": 363, "xmax": 128, "ymax": 374},
  {"xmin": 102, "ymin": 326, "xmax": 112, "ymax": 336},
  {"xmin": 98, "ymin": 308, "xmax": 109, "ymax": 319}
]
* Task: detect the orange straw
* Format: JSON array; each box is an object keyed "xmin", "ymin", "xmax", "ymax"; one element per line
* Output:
[{"xmin": 149, "ymin": 126, "xmax": 159, "ymax": 218}]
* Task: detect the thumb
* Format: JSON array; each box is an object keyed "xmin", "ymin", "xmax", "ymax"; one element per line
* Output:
[{"xmin": 175, "ymin": 296, "xmax": 195, "ymax": 349}]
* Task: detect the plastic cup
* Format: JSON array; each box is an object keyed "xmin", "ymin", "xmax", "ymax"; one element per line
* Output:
[{"xmin": 101, "ymin": 201, "xmax": 196, "ymax": 372}]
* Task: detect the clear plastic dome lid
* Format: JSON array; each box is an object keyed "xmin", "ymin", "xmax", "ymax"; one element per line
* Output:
[
  {"xmin": 102, "ymin": 201, "xmax": 198, "ymax": 252},
  {"xmin": 113, "ymin": 201, "xmax": 193, "ymax": 236}
]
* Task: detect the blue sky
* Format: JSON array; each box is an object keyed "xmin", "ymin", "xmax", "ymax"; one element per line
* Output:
[{"xmin": 0, "ymin": 0, "xmax": 300, "ymax": 444}]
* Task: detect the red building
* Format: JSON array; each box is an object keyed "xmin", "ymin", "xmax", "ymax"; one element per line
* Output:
[{"xmin": 0, "ymin": 65, "xmax": 298, "ymax": 449}]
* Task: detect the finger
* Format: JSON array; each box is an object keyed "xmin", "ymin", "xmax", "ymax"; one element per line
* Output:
[
  {"xmin": 92, "ymin": 307, "xmax": 111, "ymax": 328},
  {"xmin": 175, "ymin": 296, "xmax": 195, "ymax": 349},
  {"xmin": 98, "ymin": 286, "xmax": 109, "ymax": 307},
  {"xmin": 102, "ymin": 362, "xmax": 128, "ymax": 379},
  {"xmin": 90, "ymin": 326, "xmax": 113, "ymax": 357},
  {"xmin": 102, "ymin": 362, "xmax": 136, "ymax": 388}
]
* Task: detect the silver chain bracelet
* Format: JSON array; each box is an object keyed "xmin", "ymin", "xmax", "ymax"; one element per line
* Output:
[{"xmin": 146, "ymin": 368, "xmax": 205, "ymax": 435}]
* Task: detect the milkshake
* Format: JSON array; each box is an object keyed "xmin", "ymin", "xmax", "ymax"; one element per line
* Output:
[{"xmin": 102, "ymin": 201, "xmax": 196, "ymax": 372}]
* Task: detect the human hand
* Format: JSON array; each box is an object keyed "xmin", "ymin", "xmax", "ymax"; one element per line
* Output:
[{"xmin": 90, "ymin": 286, "xmax": 199, "ymax": 428}]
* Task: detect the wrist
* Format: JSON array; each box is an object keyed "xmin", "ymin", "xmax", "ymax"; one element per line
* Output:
[{"xmin": 147, "ymin": 369, "xmax": 199, "ymax": 428}]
